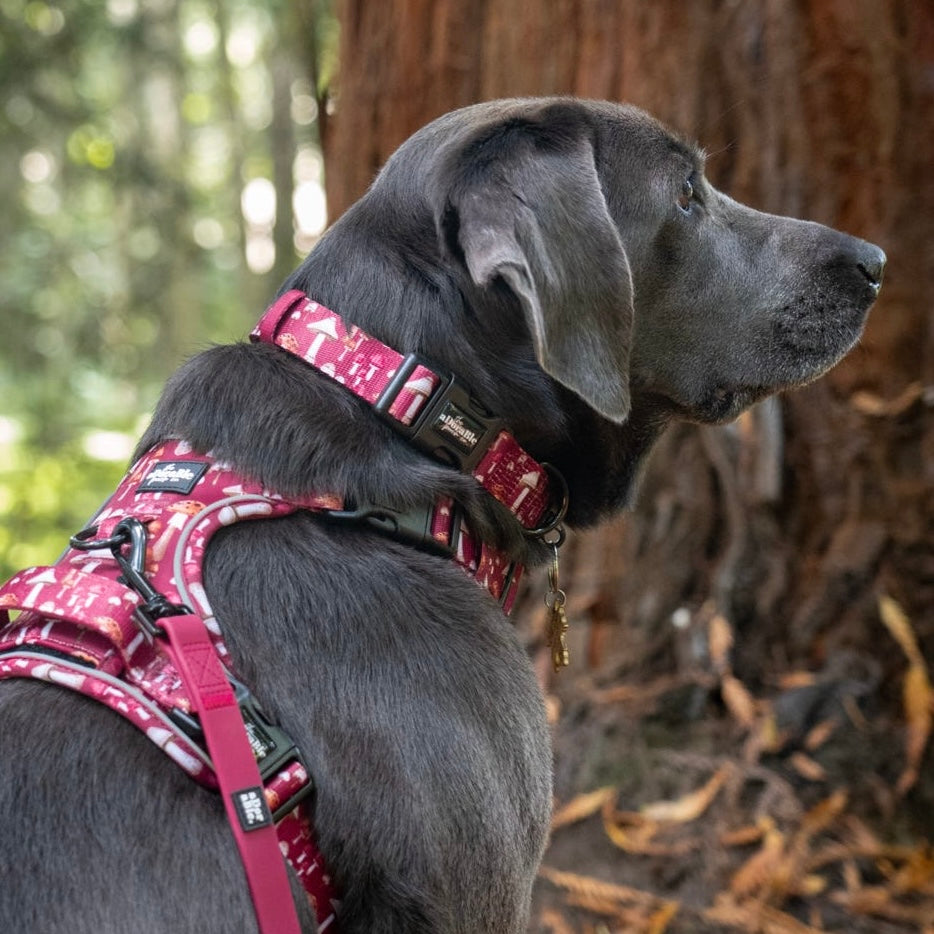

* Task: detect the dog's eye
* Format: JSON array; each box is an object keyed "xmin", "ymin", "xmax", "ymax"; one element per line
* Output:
[{"xmin": 677, "ymin": 179, "xmax": 694, "ymax": 214}]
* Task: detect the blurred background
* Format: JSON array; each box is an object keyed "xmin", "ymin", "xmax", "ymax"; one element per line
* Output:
[{"xmin": 1, "ymin": 1, "xmax": 932, "ymax": 931}]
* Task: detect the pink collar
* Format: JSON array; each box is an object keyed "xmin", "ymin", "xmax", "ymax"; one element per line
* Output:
[{"xmin": 250, "ymin": 289, "xmax": 566, "ymax": 538}]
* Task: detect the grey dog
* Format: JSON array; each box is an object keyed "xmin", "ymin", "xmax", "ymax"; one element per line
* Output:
[{"xmin": 0, "ymin": 98, "xmax": 884, "ymax": 932}]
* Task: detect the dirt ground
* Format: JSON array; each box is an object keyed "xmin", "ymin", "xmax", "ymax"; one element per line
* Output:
[{"xmin": 516, "ymin": 572, "xmax": 934, "ymax": 934}]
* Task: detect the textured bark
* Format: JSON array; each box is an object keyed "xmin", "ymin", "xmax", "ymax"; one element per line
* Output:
[{"xmin": 322, "ymin": 0, "xmax": 933, "ymax": 684}]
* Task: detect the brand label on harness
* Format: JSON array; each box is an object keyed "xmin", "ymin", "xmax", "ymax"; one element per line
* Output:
[
  {"xmin": 242, "ymin": 714, "xmax": 277, "ymax": 762},
  {"xmin": 138, "ymin": 461, "xmax": 209, "ymax": 495},
  {"xmin": 431, "ymin": 402, "xmax": 486, "ymax": 456},
  {"xmin": 232, "ymin": 786, "xmax": 273, "ymax": 831}
]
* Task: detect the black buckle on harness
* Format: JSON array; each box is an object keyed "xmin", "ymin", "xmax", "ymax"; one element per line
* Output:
[
  {"xmin": 168, "ymin": 677, "xmax": 315, "ymax": 823},
  {"xmin": 72, "ymin": 519, "xmax": 314, "ymax": 821},
  {"xmin": 375, "ymin": 353, "xmax": 504, "ymax": 473}
]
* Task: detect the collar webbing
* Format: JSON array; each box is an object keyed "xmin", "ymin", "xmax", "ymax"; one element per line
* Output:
[{"xmin": 250, "ymin": 289, "xmax": 563, "ymax": 535}]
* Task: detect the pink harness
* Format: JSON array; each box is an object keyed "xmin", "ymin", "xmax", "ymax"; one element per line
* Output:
[{"xmin": 0, "ymin": 290, "xmax": 563, "ymax": 933}]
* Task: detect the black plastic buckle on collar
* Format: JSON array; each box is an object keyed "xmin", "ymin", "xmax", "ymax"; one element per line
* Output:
[
  {"xmin": 168, "ymin": 678, "xmax": 314, "ymax": 823},
  {"xmin": 374, "ymin": 353, "xmax": 504, "ymax": 473}
]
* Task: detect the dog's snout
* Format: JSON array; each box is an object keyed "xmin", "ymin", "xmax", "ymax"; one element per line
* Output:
[{"xmin": 856, "ymin": 244, "xmax": 886, "ymax": 293}]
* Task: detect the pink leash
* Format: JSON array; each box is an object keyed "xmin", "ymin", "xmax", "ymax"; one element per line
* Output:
[{"xmin": 159, "ymin": 610, "xmax": 304, "ymax": 934}]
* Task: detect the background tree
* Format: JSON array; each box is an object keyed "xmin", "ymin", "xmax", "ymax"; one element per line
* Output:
[
  {"xmin": 314, "ymin": 2, "xmax": 934, "ymax": 930},
  {"xmin": 0, "ymin": 0, "xmax": 331, "ymax": 572}
]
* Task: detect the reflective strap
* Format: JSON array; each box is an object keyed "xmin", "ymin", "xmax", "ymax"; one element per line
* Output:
[
  {"xmin": 0, "ymin": 651, "xmax": 215, "ymax": 782},
  {"xmin": 158, "ymin": 613, "xmax": 304, "ymax": 934}
]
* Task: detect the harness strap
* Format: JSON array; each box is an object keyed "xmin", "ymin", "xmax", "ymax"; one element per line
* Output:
[
  {"xmin": 0, "ymin": 565, "xmax": 141, "ymax": 672},
  {"xmin": 158, "ymin": 611, "xmax": 304, "ymax": 934}
]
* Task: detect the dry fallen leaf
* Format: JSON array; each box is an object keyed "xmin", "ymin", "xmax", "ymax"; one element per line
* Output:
[
  {"xmin": 878, "ymin": 594, "xmax": 933, "ymax": 795},
  {"xmin": 705, "ymin": 892, "xmax": 827, "ymax": 933},
  {"xmin": 850, "ymin": 382, "xmax": 922, "ymax": 417},
  {"xmin": 552, "ymin": 786, "xmax": 616, "ymax": 831},
  {"xmin": 708, "ymin": 612, "xmax": 734, "ymax": 673},
  {"xmin": 720, "ymin": 817, "xmax": 773, "ymax": 848},
  {"xmin": 790, "ymin": 751, "xmax": 828, "ymax": 782},
  {"xmin": 640, "ymin": 764, "xmax": 732, "ymax": 823},
  {"xmin": 898, "ymin": 662, "xmax": 934, "ymax": 796},
  {"xmin": 721, "ymin": 674, "xmax": 759, "ymax": 728},
  {"xmin": 647, "ymin": 900, "xmax": 679, "ymax": 933},
  {"xmin": 539, "ymin": 907, "xmax": 575, "ymax": 934},
  {"xmin": 887, "ymin": 845, "xmax": 934, "ymax": 895},
  {"xmin": 778, "ymin": 671, "xmax": 818, "ymax": 690},
  {"xmin": 879, "ymin": 593, "xmax": 924, "ymax": 664},
  {"xmin": 730, "ymin": 825, "xmax": 786, "ymax": 897},
  {"xmin": 538, "ymin": 865, "xmax": 658, "ymax": 907},
  {"xmin": 803, "ymin": 718, "xmax": 837, "ymax": 751},
  {"xmin": 797, "ymin": 789, "xmax": 848, "ymax": 844},
  {"xmin": 603, "ymin": 811, "xmax": 662, "ymax": 854}
]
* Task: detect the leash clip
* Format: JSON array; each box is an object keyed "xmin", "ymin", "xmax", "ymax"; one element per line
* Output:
[{"xmin": 71, "ymin": 517, "xmax": 191, "ymax": 639}]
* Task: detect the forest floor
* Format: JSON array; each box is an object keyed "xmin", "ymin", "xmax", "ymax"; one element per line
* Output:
[{"xmin": 519, "ymin": 581, "xmax": 934, "ymax": 934}]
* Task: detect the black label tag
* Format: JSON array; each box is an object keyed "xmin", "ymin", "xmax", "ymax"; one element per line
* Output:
[
  {"xmin": 138, "ymin": 460, "xmax": 209, "ymax": 495},
  {"xmin": 431, "ymin": 402, "xmax": 486, "ymax": 456},
  {"xmin": 242, "ymin": 713, "xmax": 277, "ymax": 763},
  {"xmin": 231, "ymin": 786, "xmax": 273, "ymax": 832}
]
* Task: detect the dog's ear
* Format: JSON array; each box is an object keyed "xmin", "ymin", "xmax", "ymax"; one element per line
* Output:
[{"xmin": 439, "ymin": 115, "xmax": 634, "ymax": 423}]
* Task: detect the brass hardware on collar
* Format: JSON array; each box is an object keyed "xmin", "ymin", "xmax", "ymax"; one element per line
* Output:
[{"xmin": 544, "ymin": 531, "xmax": 570, "ymax": 671}]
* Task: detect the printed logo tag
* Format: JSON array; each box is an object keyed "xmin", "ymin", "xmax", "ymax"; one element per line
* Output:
[
  {"xmin": 138, "ymin": 461, "xmax": 209, "ymax": 495},
  {"xmin": 242, "ymin": 714, "xmax": 277, "ymax": 762},
  {"xmin": 431, "ymin": 402, "xmax": 486, "ymax": 456},
  {"xmin": 232, "ymin": 786, "xmax": 273, "ymax": 832}
]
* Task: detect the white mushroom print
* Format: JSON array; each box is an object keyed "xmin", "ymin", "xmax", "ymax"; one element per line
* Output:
[{"xmin": 151, "ymin": 500, "xmax": 205, "ymax": 561}]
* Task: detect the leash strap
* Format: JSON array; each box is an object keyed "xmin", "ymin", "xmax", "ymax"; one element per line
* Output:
[{"xmin": 157, "ymin": 612, "xmax": 304, "ymax": 934}]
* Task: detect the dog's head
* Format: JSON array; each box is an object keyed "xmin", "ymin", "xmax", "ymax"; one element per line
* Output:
[
  {"xmin": 289, "ymin": 98, "xmax": 884, "ymax": 523},
  {"xmin": 401, "ymin": 98, "xmax": 884, "ymax": 427}
]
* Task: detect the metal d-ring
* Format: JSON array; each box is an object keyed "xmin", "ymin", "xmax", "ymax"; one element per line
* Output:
[
  {"xmin": 70, "ymin": 524, "xmax": 129, "ymax": 553},
  {"xmin": 522, "ymin": 463, "xmax": 569, "ymax": 540}
]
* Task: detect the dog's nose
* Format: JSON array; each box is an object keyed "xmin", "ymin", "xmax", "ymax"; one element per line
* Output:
[{"xmin": 857, "ymin": 244, "xmax": 886, "ymax": 293}]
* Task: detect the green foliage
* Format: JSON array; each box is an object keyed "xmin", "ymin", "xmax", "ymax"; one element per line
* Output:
[
  {"xmin": 0, "ymin": 431, "xmax": 126, "ymax": 574},
  {"xmin": 0, "ymin": 0, "xmax": 335, "ymax": 581}
]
